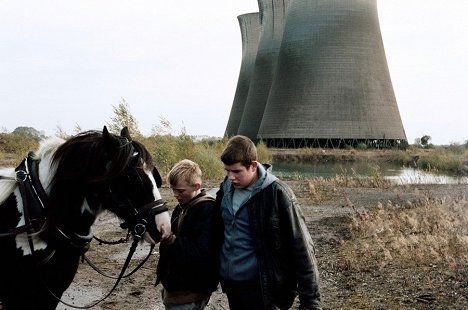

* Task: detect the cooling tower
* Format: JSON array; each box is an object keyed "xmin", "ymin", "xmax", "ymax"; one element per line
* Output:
[
  {"xmin": 236, "ymin": 0, "xmax": 290, "ymax": 140},
  {"xmin": 257, "ymin": 0, "xmax": 407, "ymax": 147},
  {"xmin": 224, "ymin": 13, "xmax": 261, "ymax": 137}
]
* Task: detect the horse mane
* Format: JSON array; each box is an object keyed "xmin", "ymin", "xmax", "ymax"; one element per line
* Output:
[
  {"xmin": 33, "ymin": 136, "xmax": 65, "ymax": 192},
  {"xmin": 50, "ymin": 131, "xmax": 153, "ymax": 182},
  {"xmin": 0, "ymin": 168, "xmax": 16, "ymax": 204},
  {"xmin": 131, "ymin": 139, "xmax": 154, "ymax": 170},
  {"xmin": 0, "ymin": 137, "xmax": 64, "ymax": 204},
  {"xmin": 34, "ymin": 136, "xmax": 65, "ymax": 161}
]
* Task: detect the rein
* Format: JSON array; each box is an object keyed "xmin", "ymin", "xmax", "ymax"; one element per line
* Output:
[
  {"xmin": 49, "ymin": 226, "xmax": 152, "ymax": 309},
  {"xmin": 51, "ymin": 200, "xmax": 167, "ymax": 308},
  {"xmin": 81, "ymin": 199, "xmax": 168, "ymax": 280},
  {"xmin": 93, "ymin": 231, "xmax": 131, "ymax": 245}
]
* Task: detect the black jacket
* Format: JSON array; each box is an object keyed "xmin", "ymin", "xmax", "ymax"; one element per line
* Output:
[
  {"xmin": 217, "ymin": 176, "xmax": 322, "ymax": 310},
  {"xmin": 156, "ymin": 191, "xmax": 221, "ymax": 293}
]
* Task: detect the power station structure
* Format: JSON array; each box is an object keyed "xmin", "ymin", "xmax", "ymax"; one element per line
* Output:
[
  {"xmin": 236, "ymin": 0, "xmax": 291, "ymax": 139},
  {"xmin": 225, "ymin": 13, "xmax": 261, "ymax": 136},
  {"xmin": 225, "ymin": 0, "xmax": 407, "ymax": 148}
]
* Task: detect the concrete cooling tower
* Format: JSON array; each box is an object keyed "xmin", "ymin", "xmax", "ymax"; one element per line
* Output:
[
  {"xmin": 236, "ymin": 0, "xmax": 291, "ymax": 139},
  {"xmin": 257, "ymin": 0, "xmax": 407, "ymax": 147},
  {"xmin": 224, "ymin": 13, "xmax": 261, "ymax": 137}
]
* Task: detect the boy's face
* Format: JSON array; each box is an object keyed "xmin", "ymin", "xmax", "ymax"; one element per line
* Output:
[
  {"xmin": 223, "ymin": 161, "xmax": 258, "ymax": 189},
  {"xmin": 170, "ymin": 180, "xmax": 199, "ymax": 204}
]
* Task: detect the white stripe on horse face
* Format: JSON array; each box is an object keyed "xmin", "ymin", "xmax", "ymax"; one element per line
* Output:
[{"xmin": 144, "ymin": 164, "xmax": 162, "ymax": 201}]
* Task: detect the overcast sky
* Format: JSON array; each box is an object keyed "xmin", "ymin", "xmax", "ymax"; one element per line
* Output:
[{"xmin": 1, "ymin": 0, "xmax": 467, "ymax": 145}]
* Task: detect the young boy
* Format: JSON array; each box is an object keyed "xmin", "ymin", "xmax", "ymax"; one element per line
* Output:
[
  {"xmin": 156, "ymin": 159, "xmax": 220, "ymax": 310},
  {"xmin": 216, "ymin": 135, "xmax": 322, "ymax": 310}
]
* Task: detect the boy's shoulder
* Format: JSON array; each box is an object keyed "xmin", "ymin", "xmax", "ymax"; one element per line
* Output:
[
  {"xmin": 267, "ymin": 179, "xmax": 295, "ymax": 197},
  {"xmin": 190, "ymin": 191, "xmax": 216, "ymax": 207}
]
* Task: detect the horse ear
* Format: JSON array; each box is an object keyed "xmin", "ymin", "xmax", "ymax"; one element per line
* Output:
[
  {"xmin": 120, "ymin": 127, "xmax": 131, "ymax": 140},
  {"xmin": 103, "ymin": 126, "xmax": 119, "ymax": 150}
]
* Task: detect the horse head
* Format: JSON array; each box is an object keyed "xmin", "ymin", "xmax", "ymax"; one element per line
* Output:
[
  {"xmin": 99, "ymin": 126, "xmax": 168, "ymax": 243},
  {"xmin": 41, "ymin": 126, "xmax": 169, "ymax": 253}
]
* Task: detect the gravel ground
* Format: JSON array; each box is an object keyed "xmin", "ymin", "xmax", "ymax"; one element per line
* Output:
[{"xmin": 55, "ymin": 181, "xmax": 467, "ymax": 310}]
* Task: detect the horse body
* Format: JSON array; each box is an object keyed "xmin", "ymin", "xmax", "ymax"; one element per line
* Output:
[{"xmin": 0, "ymin": 127, "xmax": 170, "ymax": 309}]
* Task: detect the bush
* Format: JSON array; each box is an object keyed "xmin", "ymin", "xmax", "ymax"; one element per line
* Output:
[
  {"xmin": 257, "ymin": 140, "xmax": 272, "ymax": 163},
  {"xmin": 446, "ymin": 143, "xmax": 465, "ymax": 155},
  {"xmin": 0, "ymin": 133, "xmax": 39, "ymax": 165},
  {"xmin": 141, "ymin": 134, "xmax": 226, "ymax": 182},
  {"xmin": 356, "ymin": 142, "xmax": 368, "ymax": 150}
]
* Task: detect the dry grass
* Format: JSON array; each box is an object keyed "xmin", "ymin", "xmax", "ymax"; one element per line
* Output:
[
  {"xmin": 339, "ymin": 194, "xmax": 468, "ymax": 273},
  {"xmin": 305, "ymin": 170, "xmax": 395, "ymax": 204}
]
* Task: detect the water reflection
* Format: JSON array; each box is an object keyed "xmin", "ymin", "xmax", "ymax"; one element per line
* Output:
[
  {"xmin": 386, "ymin": 168, "xmax": 468, "ymax": 185},
  {"xmin": 271, "ymin": 161, "xmax": 468, "ymax": 185}
]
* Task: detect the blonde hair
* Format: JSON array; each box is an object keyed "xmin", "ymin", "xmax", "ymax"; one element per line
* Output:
[{"xmin": 167, "ymin": 159, "xmax": 202, "ymax": 186}]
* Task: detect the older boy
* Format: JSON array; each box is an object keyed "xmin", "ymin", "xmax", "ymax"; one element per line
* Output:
[
  {"xmin": 216, "ymin": 135, "xmax": 322, "ymax": 310},
  {"xmin": 156, "ymin": 159, "xmax": 220, "ymax": 310}
]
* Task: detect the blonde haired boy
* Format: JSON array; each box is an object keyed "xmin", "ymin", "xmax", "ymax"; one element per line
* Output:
[{"xmin": 156, "ymin": 159, "xmax": 220, "ymax": 310}]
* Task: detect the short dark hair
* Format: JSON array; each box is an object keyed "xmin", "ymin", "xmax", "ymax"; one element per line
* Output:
[{"xmin": 220, "ymin": 135, "xmax": 257, "ymax": 167}]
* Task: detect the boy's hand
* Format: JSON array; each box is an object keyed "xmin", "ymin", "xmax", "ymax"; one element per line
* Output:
[
  {"xmin": 162, "ymin": 233, "xmax": 177, "ymax": 245},
  {"xmin": 155, "ymin": 211, "xmax": 171, "ymax": 239}
]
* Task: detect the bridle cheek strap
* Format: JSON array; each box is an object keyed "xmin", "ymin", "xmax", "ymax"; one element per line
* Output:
[{"xmin": 140, "ymin": 199, "xmax": 169, "ymax": 219}]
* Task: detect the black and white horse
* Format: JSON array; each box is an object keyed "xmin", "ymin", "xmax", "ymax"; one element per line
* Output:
[{"xmin": 0, "ymin": 126, "xmax": 170, "ymax": 309}]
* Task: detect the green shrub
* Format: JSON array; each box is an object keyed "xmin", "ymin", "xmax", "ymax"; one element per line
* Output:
[
  {"xmin": 446, "ymin": 143, "xmax": 465, "ymax": 155},
  {"xmin": 418, "ymin": 151, "xmax": 464, "ymax": 174},
  {"xmin": 356, "ymin": 142, "xmax": 368, "ymax": 150},
  {"xmin": 140, "ymin": 134, "xmax": 225, "ymax": 182},
  {"xmin": 257, "ymin": 140, "xmax": 272, "ymax": 163},
  {"xmin": 141, "ymin": 135, "xmax": 179, "ymax": 174},
  {"xmin": 191, "ymin": 145, "xmax": 224, "ymax": 181},
  {"xmin": 391, "ymin": 152, "xmax": 414, "ymax": 167}
]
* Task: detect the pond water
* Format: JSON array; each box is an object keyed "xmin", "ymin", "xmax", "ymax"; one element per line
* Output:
[{"xmin": 271, "ymin": 161, "xmax": 468, "ymax": 185}]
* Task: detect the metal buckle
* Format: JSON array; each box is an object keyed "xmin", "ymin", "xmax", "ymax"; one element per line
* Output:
[
  {"xmin": 15, "ymin": 170, "xmax": 28, "ymax": 182},
  {"xmin": 133, "ymin": 222, "xmax": 147, "ymax": 237}
]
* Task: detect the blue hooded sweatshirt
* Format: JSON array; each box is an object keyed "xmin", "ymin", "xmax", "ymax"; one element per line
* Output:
[{"xmin": 219, "ymin": 163, "xmax": 277, "ymax": 281}]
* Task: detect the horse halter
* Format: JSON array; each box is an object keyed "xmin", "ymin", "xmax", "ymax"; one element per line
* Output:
[
  {"xmin": 99, "ymin": 162, "xmax": 168, "ymax": 243},
  {"xmin": 133, "ymin": 198, "xmax": 169, "ymax": 242}
]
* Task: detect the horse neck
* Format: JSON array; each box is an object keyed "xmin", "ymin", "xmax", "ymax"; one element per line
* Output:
[{"xmin": 38, "ymin": 145, "xmax": 97, "ymax": 237}]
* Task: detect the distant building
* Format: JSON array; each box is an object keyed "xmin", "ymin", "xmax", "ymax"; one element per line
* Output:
[{"xmin": 226, "ymin": 0, "xmax": 407, "ymax": 148}]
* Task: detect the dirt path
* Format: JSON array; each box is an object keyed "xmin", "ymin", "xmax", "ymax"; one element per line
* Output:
[{"xmin": 57, "ymin": 181, "xmax": 467, "ymax": 310}]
